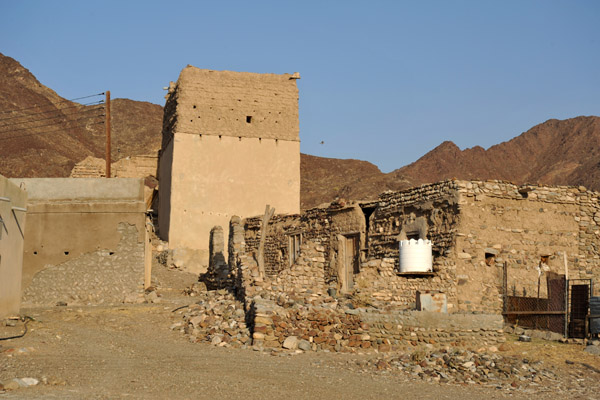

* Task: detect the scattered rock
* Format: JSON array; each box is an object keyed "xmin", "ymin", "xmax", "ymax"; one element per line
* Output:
[
  {"xmin": 283, "ymin": 336, "xmax": 299, "ymax": 350},
  {"xmin": 15, "ymin": 378, "xmax": 39, "ymax": 387},
  {"xmin": 584, "ymin": 346, "xmax": 600, "ymax": 356},
  {"xmin": 298, "ymin": 340, "xmax": 312, "ymax": 352},
  {"xmin": 180, "ymin": 290, "xmax": 250, "ymax": 348},
  {"xmin": 3, "ymin": 380, "xmax": 19, "ymax": 390}
]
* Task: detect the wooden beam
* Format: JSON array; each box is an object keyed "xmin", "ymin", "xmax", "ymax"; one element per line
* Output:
[
  {"xmin": 502, "ymin": 311, "xmax": 565, "ymax": 315},
  {"xmin": 144, "ymin": 216, "xmax": 152, "ymax": 290},
  {"xmin": 257, "ymin": 204, "xmax": 275, "ymax": 278}
]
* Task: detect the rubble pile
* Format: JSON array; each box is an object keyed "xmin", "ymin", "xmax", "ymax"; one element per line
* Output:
[
  {"xmin": 177, "ymin": 290, "xmax": 251, "ymax": 348},
  {"xmin": 250, "ymin": 299, "xmax": 368, "ymax": 351},
  {"xmin": 365, "ymin": 348, "xmax": 558, "ymax": 388}
]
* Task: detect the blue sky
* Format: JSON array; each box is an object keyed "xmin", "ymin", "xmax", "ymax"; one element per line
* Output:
[{"xmin": 1, "ymin": 1, "xmax": 599, "ymax": 172}]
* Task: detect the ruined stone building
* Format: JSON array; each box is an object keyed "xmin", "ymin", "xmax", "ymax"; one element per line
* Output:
[
  {"xmin": 158, "ymin": 67, "xmax": 301, "ymax": 272},
  {"xmin": 233, "ymin": 180, "xmax": 599, "ymax": 316}
]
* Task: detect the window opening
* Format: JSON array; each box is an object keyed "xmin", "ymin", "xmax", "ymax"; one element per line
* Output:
[
  {"xmin": 246, "ymin": 116, "xmax": 252, "ymax": 123},
  {"xmin": 289, "ymin": 233, "xmax": 302, "ymax": 266},
  {"xmin": 406, "ymin": 232, "xmax": 420, "ymax": 241}
]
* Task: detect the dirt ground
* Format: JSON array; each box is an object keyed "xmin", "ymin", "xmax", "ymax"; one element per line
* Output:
[{"xmin": 1, "ymin": 264, "xmax": 599, "ymax": 399}]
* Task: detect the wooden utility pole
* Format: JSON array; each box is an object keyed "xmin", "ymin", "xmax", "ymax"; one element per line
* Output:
[{"xmin": 105, "ymin": 91, "xmax": 111, "ymax": 178}]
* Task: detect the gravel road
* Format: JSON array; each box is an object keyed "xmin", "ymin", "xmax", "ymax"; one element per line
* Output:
[{"xmin": 1, "ymin": 264, "xmax": 598, "ymax": 399}]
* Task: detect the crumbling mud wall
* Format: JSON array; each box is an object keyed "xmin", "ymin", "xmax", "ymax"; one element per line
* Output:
[
  {"xmin": 0, "ymin": 175, "xmax": 27, "ymax": 318},
  {"xmin": 158, "ymin": 66, "xmax": 301, "ymax": 273},
  {"xmin": 244, "ymin": 203, "xmax": 366, "ymax": 282},
  {"xmin": 70, "ymin": 154, "xmax": 159, "ymax": 180},
  {"xmin": 10, "ymin": 178, "xmax": 147, "ymax": 306}
]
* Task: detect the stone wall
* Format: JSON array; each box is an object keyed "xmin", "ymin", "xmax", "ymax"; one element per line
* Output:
[
  {"xmin": 350, "ymin": 256, "xmax": 458, "ymax": 311},
  {"xmin": 452, "ymin": 180, "xmax": 599, "ymax": 313},
  {"xmin": 234, "ymin": 238, "xmax": 327, "ymax": 304},
  {"xmin": 241, "ymin": 179, "xmax": 600, "ymax": 316},
  {"xmin": 367, "ymin": 181, "xmax": 461, "ymax": 266},
  {"xmin": 249, "ymin": 299, "xmax": 504, "ymax": 352},
  {"xmin": 244, "ymin": 203, "xmax": 366, "ymax": 282},
  {"xmin": 22, "ymin": 223, "xmax": 144, "ymax": 306}
]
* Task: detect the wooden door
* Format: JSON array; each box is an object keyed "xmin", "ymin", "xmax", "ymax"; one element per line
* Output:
[{"xmin": 344, "ymin": 234, "xmax": 359, "ymax": 291}]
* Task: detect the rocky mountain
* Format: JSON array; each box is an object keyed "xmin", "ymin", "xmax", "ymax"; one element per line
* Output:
[
  {"xmin": 0, "ymin": 52, "xmax": 162, "ymax": 177},
  {"xmin": 1, "ymin": 52, "xmax": 598, "ymax": 209},
  {"xmin": 299, "ymin": 154, "xmax": 411, "ymax": 209},
  {"xmin": 396, "ymin": 116, "xmax": 600, "ymax": 189},
  {"xmin": 307, "ymin": 116, "xmax": 600, "ymax": 208}
]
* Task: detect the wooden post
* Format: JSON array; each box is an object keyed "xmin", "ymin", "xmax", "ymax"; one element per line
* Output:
[
  {"xmin": 144, "ymin": 216, "xmax": 152, "ymax": 290},
  {"xmin": 257, "ymin": 204, "xmax": 275, "ymax": 278},
  {"xmin": 105, "ymin": 90, "xmax": 111, "ymax": 178},
  {"xmin": 502, "ymin": 261, "xmax": 508, "ymax": 313}
]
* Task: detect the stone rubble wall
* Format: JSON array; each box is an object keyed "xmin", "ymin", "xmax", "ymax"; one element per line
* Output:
[
  {"xmin": 368, "ymin": 180, "xmax": 461, "ymax": 268},
  {"xmin": 244, "ymin": 204, "xmax": 365, "ymax": 283},
  {"xmin": 351, "ymin": 256, "xmax": 458, "ymax": 311},
  {"xmin": 249, "ymin": 299, "xmax": 504, "ymax": 352},
  {"xmin": 233, "ymin": 239, "xmax": 327, "ymax": 306},
  {"xmin": 239, "ymin": 179, "xmax": 600, "ymax": 327},
  {"xmin": 22, "ymin": 223, "xmax": 145, "ymax": 306},
  {"xmin": 271, "ymin": 242, "xmax": 327, "ymax": 296},
  {"xmin": 179, "ymin": 290, "xmax": 251, "ymax": 348}
]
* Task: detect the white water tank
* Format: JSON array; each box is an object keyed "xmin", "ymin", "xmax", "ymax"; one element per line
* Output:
[{"xmin": 399, "ymin": 238, "xmax": 433, "ymax": 273}]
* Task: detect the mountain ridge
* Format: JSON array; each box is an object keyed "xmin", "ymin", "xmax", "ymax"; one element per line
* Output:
[{"xmin": 1, "ymin": 52, "xmax": 599, "ymax": 209}]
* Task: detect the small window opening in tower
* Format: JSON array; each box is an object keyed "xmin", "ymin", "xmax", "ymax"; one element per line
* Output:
[{"xmin": 246, "ymin": 116, "xmax": 252, "ymax": 123}]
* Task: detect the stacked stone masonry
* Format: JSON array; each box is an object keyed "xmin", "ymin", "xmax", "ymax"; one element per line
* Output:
[
  {"xmin": 249, "ymin": 299, "xmax": 504, "ymax": 352},
  {"xmin": 241, "ymin": 179, "xmax": 600, "ymax": 316}
]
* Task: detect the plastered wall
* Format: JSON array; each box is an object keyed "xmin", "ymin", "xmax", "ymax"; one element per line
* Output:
[
  {"xmin": 0, "ymin": 175, "xmax": 27, "ymax": 318},
  {"xmin": 166, "ymin": 133, "xmax": 299, "ymax": 271}
]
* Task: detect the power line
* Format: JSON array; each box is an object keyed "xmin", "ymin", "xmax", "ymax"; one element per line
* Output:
[
  {"xmin": 0, "ymin": 121, "xmax": 105, "ymax": 142},
  {"xmin": 0, "ymin": 100, "xmax": 104, "ymax": 123},
  {"xmin": 0, "ymin": 105, "xmax": 105, "ymax": 129},
  {"xmin": 0, "ymin": 92, "xmax": 105, "ymax": 115},
  {"xmin": 0, "ymin": 113, "xmax": 105, "ymax": 135}
]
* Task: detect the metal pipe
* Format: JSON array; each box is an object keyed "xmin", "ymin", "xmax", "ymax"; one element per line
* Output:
[
  {"xmin": 0, "ymin": 197, "xmax": 10, "ymax": 202},
  {"xmin": 11, "ymin": 206, "xmax": 27, "ymax": 212}
]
